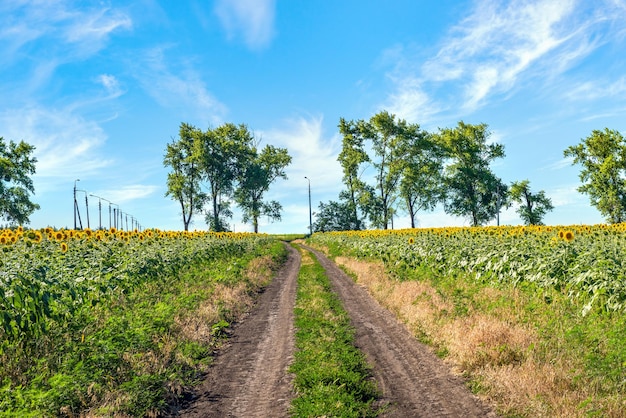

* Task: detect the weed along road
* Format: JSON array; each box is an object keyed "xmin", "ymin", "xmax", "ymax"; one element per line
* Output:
[{"xmin": 176, "ymin": 242, "xmax": 496, "ymax": 417}]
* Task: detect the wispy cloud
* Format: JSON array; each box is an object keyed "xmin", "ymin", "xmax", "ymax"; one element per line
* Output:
[
  {"xmin": 135, "ymin": 46, "xmax": 227, "ymax": 125},
  {"xmin": 546, "ymin": 184, "xmax": 582, "ymax": 207},
  {"xmin": 262, "ymin": 115, "xmax": 343, "ymax": 197},
  {"xmin": 543, "ymin": 156, "xmax": 575, "ymax": 171},
  {"xmin": 0, "ymin": 2, "xmax": 131, "ymax": 63},
  {"xmin": 96, "ymin": 74, "xmax": 125, "ymax": 99},
  {"xmin": 214, "ymin": 0, "xmax": 276, "ymax": 50},
  {"xmin": 0, "ymin": 106, "xmax": 113, "ymax": 191},
  {"xmin": 382, "ymin": 0, "xmax": 626, "ymax": 119},
  {"xmin": 97, "ymin": 185, "xmax": 160, "ymax": 205},
  {"xmin": 382, "ymin": 76, "xmax": 440, "ymax": 125}
]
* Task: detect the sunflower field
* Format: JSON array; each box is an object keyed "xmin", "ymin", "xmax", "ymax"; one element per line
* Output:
[
  {"xmin": 0, "ymin": 226, "xmax": 280, "ymax": 416},
  {"xmin": 309, "ymin": 224, "xmax": 626, "ymax": 315}
]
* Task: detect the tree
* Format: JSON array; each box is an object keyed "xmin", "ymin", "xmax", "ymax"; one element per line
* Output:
[
  {"xmin": 313, "ymin": 195, "xmax": 363, "ymax": 232},
  {"xmin": 564, "ymin": 128, "xmax": 626, "ymax": 223},
  {"xmin": 399, "ymin": 132, "xmax": 446, "ymax": 228},
  {"xmin": 340, "ymin": 111, "xmax": 423, "ymax": 229},
  {"xmin": 509, "ymin": 180, "xmax": 553, "ymax": 225},
  {"xmin": 338, "ymin": 118, "xmax": 369, "ymax": 230},
  {"xmin": 235, "ymin": 144, "xmax": 291, "ymax": 233},
  {"xmin": 201, "ymin": 123, "xmax": 254, "ymax": 231},
  {"xmin": 363, "ymin": 111, "xmax": 415, "ymax": 229},
  {"xmin": 163, "ymin": 123, "xmax": 206, "ymax": 231},
  {"xmin": 0, "ymin": 137, "xmax": 40, "ymax": 225},
  {"xmin": 438, "ymin": 122, "xmax": 507, "ymax": 226}
]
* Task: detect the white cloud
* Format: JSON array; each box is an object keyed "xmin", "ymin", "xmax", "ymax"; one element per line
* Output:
[
  {"xmin": 382, "ymin": 76, "xmax": 440, "ymax": 125},
  {"xmin": 135, "ymin": 47, "xmax": 227, "ymax": 124},
  {"xmin": 424, "ymin": 0, "xmax": 577, "ymax": 111},
  {"xmin": 261, "ymin": 115, "xmax": 343, "ymax": 198},
  {"xmin": 96, "ymin": 184, "xmax": 159, "ymax": 205},
  {"xmin": 383, "ymin": 0, "xmax": 626, "ymax": 119},
  {"xmin": 546, "ymin": 184, "xmax": 582, "ymax": 206},
  {"xmin": 543, "ymin": 157, "xmax": 575, "ymax": 171},
  {"xmin": 96, "ymin": 74, "xmax": 125, "ymax": 99},
  {"xmin": 565, "ymin": 77, "xmax": 626, "ymax": 102},
  {"xmin": 0, "ymin": 106, "xmax": 112, "ymax": 191},
  {"xmin": 214, "ymin": 0, "xmax": 276, "ymax": 50},
  {"xmin": 0, "ymin": 2, "xmax": 131, "ymax": 62}
]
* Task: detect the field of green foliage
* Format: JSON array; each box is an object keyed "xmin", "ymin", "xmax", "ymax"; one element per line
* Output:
[
  {"xmin": 308, "ymin": 224, "xmax": 626, "ymax": 417},
  {"xmin": 0, "ymin": 227, "xmax": 284, "ymax": 416}
]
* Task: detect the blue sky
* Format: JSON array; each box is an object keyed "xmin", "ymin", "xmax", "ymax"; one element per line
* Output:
[{"xmin": 1, "ymin": 0, "xmax": 626, "ymax": 233}]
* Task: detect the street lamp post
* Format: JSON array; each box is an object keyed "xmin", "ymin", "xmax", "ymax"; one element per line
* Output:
[{"xmin": 305, "ymin": 176, "xmax": 312, "ymax": 236}]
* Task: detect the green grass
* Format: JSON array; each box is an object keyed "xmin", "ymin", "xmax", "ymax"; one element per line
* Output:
[
  {"xmin": 308, "ymin": 234, "xmax": 626, "ymax": 417},
  {"xmin": 289, "ymin": 246, "xmax": 380, "ymax": 417},
  {"xmin": 270, "ymin": 233, "xmax": 309, "ymax": 241},
  {"xmin": 0, "ymin": 240, "xmax": 287, "ymax": 417}
]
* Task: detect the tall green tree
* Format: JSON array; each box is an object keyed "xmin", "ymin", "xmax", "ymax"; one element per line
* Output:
[
  {"xmin": 202, "ymin": 123, "xmax": 254, "ymax": 231},
  {"xmin": 340, "ymin": 111, "xmax": 423, "ymax": 229},
  {"xmin": 509, "ymin": 180, "xmax": 553, "ymax": 225},
  {"xmin": 399, "ymin": 132, "xmax": 446, "ymax": 228},
  {"xmin": 163, "ymin": 123, "xmax": 206, "ymax": 231},
  {"xmin": 235, "ymin": 144, "xmax": 291, "ymax": 233},
  {"xmin": 0, "ymin": 137, "xmax": 40, "ymax": 225},
  {"xmin": 438, "ymin": 122, "xmax": 507, "ymax": 226},
  {"xmin": 564, "ymin": 128, "xmax": 626, "ymax": 223},
  {"xmin": 362, "ymin": 111, "xmax": 414, "ymax": 229},
  {"xmin": 338, "ymin": 118, "xmax": 369, "ymax": 230}
]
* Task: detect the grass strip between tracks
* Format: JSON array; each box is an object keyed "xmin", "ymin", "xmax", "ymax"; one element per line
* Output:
[{"xmin": 289, "ymin": 245, "xmax": 380, "ymax": 417}]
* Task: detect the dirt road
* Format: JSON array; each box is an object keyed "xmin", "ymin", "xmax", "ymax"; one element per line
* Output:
[
  {"xmin": 306, "ymin": 245, "xmax": 496, "ymax": 417},
  {"xmin": 175, "ymin": 243, "xmax": 496, "ymax": 417},
  {"xmin": 175, "ymin": 244, "xmax": 301, "ymax": 418}
]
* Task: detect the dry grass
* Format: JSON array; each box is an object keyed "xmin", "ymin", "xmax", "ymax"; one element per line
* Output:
[
  {"xmin": 330, "ymin": 255, "xmax": 624, "ymax": 418},
  {"xmin": 176, "ymin": 255, "xmax": 276, "ymax": 346}
]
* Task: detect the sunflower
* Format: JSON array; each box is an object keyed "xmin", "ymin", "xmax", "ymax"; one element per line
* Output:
[
  {"xmin": 558, "ymin": 230, "xmax": 565, "ymax": 239},
  {"xmin": 564, "ymin": 231, "xmax": 575, "ymax": 242},
  {"xmin": 60, "ymin": 242, "xmax": 68, "ymax": 252},
  {"xmin": 408, "ymin": 237, "xmax": 415, "ymax": 245},
  {"xmin": 55, "ymin": 231, "xmax": 65, "ymax": 241}
]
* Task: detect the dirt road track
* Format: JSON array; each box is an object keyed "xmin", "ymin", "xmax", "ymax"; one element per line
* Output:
[
  {"xmin": 175, "ymin": 243, "xmax": 300, "ymax": 418},
  {"xmin": 305, "ymin": 245, "xmax": 497, "ymax": 418},
  {"xmin": 175, "ymin": 242, "xmax": 496, "ymax": 417}
]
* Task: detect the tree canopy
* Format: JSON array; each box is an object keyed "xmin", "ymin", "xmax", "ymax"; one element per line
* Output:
[
  {"xmin": 564, "ymin": 128, "xmax": 626, "ymax": 223},
  {"xmin": 164, "ymin": 123, "xmax": 291, "ymax": 232},
  {"xmin": 235, "ymin": 144, "xmax": 291, "ymax": 233},
  {"xmin": 163, "ymin": 123, "xmax": 206, "ymax": 231},
  {"xmin": 438, "ymin": 122, "xmax": 507, "ymax": 227},
  {"xmin": 510, "ymin": 180, "xmax": 553, "ymax": 225},
  {"xmin": 0, "ymin": 137, "xmax": 40, "ymax": 225},
  {"xmin": 338, "ymin": 111, "xmax": 430, "ymax": 229},
  {"xmin": 202, "ymin": 123, "xmax": 254, "ymax": 232},
  {"xmin": 312, "ymin": 199, "xmax": 362, "ymax": 232}
]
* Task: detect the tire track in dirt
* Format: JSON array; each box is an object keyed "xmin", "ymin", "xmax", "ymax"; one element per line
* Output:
[
  {"xmin": 305, "ymin": 245, "xmax": 497, "ymax": 418},
  {"xmin": 175, "ymin": 243, "xmax": 300, "ymax": 418}
]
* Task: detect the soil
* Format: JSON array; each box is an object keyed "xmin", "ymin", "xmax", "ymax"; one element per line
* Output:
[
  {"xmin": 174, "ymin": 243, "xmax": 497, "ymax": 417},
  {"xmin": 174, "ymin": 243, "xmax": 301, "ymax": 418}
]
